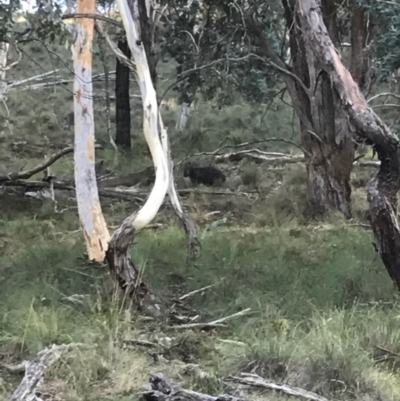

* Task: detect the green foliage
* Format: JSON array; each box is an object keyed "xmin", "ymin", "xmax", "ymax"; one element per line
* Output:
[{"xmin": 359, "ymin": 0, "xmax": 400, "ymax": 80}]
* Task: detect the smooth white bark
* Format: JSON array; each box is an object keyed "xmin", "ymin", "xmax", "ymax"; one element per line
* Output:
[{"xmin": 115, "ymin": 0, "xmax": 169, "ymax": 231}]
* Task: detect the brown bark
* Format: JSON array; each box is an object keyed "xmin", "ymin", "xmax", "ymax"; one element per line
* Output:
[
  {"xmin": 115, "ymin": 39, "xmax": 132, "ymax": 148},
  {"xmin": 73, "ymin": 0, "xmax": 110, "ymax": 262},
  {"xmin": 349, "ymin": 4, "xmax": 373, "ymax": 96},
  {"xmin": 297, "ymin": 0, "xmax": 400, "ymax": 290},
  {"xmin": 282, "ymin": 0, "xmax": 355, "ymax": 219}
]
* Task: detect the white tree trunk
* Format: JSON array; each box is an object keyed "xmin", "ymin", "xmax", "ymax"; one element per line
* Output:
[
  {"xmin": 105, "ymin": 0, "xmax": 170, "ymax": 308},
  {"xmin": 0, "ymin": 42, "xmax": 9, "ymax": 126},
  {"xmin": 73, "ymin": 0, "xmax": 110, "ymax": 262},
  {"xmin": 0, "ymin": 42, "xmax": 8, "ymax": 97},
  {"xmin": 175, "ymin": 102, "xmax": 191, "ymax": 132}
]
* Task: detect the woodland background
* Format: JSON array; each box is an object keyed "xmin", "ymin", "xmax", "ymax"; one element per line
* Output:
[{"xmin": 1, "ymin": 0, "xmax": 400, "ymax": 400}]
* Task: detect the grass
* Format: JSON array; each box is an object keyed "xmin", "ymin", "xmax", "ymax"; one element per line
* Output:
[
  {"xmin": 2, "ymin": 23, "xmax": 400, "ymax": 401},
  {"xmin": 1, "ymin": 203, "xmax": 400, "ymax": 400}
]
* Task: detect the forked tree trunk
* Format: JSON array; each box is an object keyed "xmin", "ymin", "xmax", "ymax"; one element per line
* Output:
[
  {"xmin": 73, "ymin": 0, "xmax": 110, "ymax": 262},
  {"xmin": 106, "ymin": 0, "xmax": 170, "ymax": 309},
  {"xmin": 283, "ymin": 0, "xmax": 358, "ymax": 219},
  {"xmin": 134, "ymin": 0, "xmax": 201, "ymax": 262},
  {"xmin": 297, "ymin": 0, "xmax": 400, "ymax": 290},
  {"xmin": 115, "ymin": 39, "xmax": 132, "ymax": 148}
]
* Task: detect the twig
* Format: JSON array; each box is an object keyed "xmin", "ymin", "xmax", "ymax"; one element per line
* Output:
[
  {"xmin": 0, "ymin": 361, "xmax": 27, "ymax": 373},
  {"xmin": 96, "ymin": 21, "xmax": 136, "ymax": 72},
  {"xmin": 177, "ymin": 138, "xmax": 309, "ymax": 166},
  {"xmin": 62, "ymin": 13, "xmax": 123, "ymax": 28},
  {"xmin": 0, "ymin": 145, "xmax": 101, "ymax": 182},
  {"xmin": 143, "ymin": 373, "xmax": 243, "ymax": 401},
  {"xmin": 179, "ymin": 282, "xmax": 221, "ymax": 300},
  {"xmin": 367, "ymin": 92, "xmax": 400, "ymax": 103},
  {"xmin": 170, "ymin": 308, "xmax": 251, "ymax": 329},
  {"xmin": 374, "ymin": 345, "xmax": 400, "ymax": 359},
  {"xmin": 372, "ymin": 104, "xmax": 400, "ymax": 109},
  {"xmin": 229, "ymin": 372, "xmax": 333, "ymax": 401}
]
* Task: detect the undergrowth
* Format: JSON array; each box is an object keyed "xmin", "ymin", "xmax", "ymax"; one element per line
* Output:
[{"xmin": 1, "ymin": 202, "xmax": 400, "ymax": 400}]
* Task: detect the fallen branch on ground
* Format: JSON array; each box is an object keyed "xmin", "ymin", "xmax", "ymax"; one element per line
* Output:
[
  {"xmin": 0, "ymin": 144, "xmax": 102, "ymax": 183},
  {"xmin": 177, "ymin": 138, "xmax": 310, "ymax": 166},
  {"xmin": 229, "ymin": 373, "xmax": 332, "ymax": 401},
  {"xmin": 143, "ymin": 373, "xmax": 243, "ymax": 401},
  {"xmin": 8, "ymin": 344, "xmax": 76, "ymax": 401},
  {"xmin": 179, "ymin": 281, "xmax": 222, "ymax": 300},
  {"xmin": 170, "ymin": 308, "xmax": 251, "ymax": 329}
]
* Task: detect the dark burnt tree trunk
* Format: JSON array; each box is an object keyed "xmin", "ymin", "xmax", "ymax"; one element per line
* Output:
[
  {"xmin": 297, "ymin": 0, "xmax": 400, "ymax": 290},
  {"xmin": 137, "ymin": 0, "xmax": 158, "ymax": 90},
  {"xmin": 115, "ymin": 39, "xmax": 132, "ymax": 149}
]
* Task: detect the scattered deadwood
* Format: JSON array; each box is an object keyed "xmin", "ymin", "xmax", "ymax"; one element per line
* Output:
[
  {"xmin": 98, "ymin": 166, "xmax": 155, "ymax": 188},
  {"xmin": 0, "ymin": 146, "xmax": 84, "ymax": 182},
  {"xmin": 7, "ymin": 344, "xmax": 72, "ymax": 401},
  {"xmin": 297, "ymin": 0, "xmax": 400, "ymax": 290},
  {"xmin": 229, "ymin": 373, "xmax": 332, "ymax": 401},
  {"xmin": 143, "ymin": 373, "xmax": 243, "ymax": 401},
  {"xmin": 170, "ymin": 308, "xmax": 251, "ymax": 330}
]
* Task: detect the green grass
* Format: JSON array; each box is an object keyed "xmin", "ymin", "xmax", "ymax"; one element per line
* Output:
[
  {"xmin": 1, "ymin": 206, "xmax": 400, "ymax": 400},
  {"xmin": 2, "ymin": 23, "xmax": 400, "ymax": 401}
]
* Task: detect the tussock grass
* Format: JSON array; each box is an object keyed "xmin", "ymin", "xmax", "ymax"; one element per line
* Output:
[
  {"xmin": 1, "ymin": 211, "xmax": 399, "ymax": 400},
  {"xmin": 2, "ymin": 32, "xmax": 400, "ymax": 401}
]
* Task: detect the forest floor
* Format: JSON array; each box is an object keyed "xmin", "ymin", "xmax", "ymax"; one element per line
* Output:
[{"xmin": 2, "ymin": 38, "xmax": 400, "ymax": 401}]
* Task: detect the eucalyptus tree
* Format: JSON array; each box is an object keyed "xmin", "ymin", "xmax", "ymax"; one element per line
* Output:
[{"xmin": 159, "ymin": 0, "xmax": 376, "ymax": 219}]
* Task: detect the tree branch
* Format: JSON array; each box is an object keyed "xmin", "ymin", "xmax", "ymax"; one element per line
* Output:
[{"xmin": 62, "ymin": 13, "xmax": 123, "ymax": 28}]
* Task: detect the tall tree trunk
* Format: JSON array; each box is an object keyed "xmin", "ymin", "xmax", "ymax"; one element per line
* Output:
[
  {"xmin": 297, "ymin": 0, "xmax": 400, "ymax": 290},
  {"xmin": 283, "ymin": 0, "xmax": 356, "ymax": 219},
  {"xmin": 73, "ymin": 0, "xmax": 110, "ymax": 262},
  {"xmin": 115, "ymin": 39, "xmax": 132, "ymax": 148}
]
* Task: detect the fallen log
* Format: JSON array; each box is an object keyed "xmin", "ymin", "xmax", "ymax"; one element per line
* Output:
[
  {"xmin": 229, "ymin": 373, "xmax": 332, "ymax": 401},
  {"xmin": 142, "ymin": 373, "xmax": 243, "ymax": 401},
  {"xmin": 8, "ymin": 344, "xmax": 76, "ymax": 401}
]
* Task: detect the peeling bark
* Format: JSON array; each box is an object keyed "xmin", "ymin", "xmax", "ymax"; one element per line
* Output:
[
  {"xmin": 73, "ymin": 0, "xmax": 110, "ymax": 262},
  {"xmin": 283, "ymin": 0, "xmax": 355, "ymax": 219},
  {"xmin": 297, "ymin": 0, "xmax": 400, "ymax": 289}
]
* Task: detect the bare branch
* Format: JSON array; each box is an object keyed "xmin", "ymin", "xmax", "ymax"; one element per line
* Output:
[
  {"xmin": 372, "ymin": 104, "xmax": 400, "ymax": 109},
  {"xmin": 367, "ymin": 92, "xmax": 400, "ymax": 103},
  {"xmin": 96, "ymin": 21, "xmax": 136, "ymax": 72},
  {"xmin": 170, "ymin": 308, "xmax": 251, "ymax": 329},
  {"xmin": 229, "ymin": 373, "xmax": 333, "ymax": 401},
  {"xmin": 62, "ymin": 13, "xmax": 123, "ymax": 28}
]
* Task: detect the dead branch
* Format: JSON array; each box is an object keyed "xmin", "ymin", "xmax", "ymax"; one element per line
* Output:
[
  {"xmin": 170, "ymin": 308, "xmax": 251, "ymax": 329},
  {"xmin": 62, "ymin": 13, "xmax": 123, "ymax": 28},
  {"xmin": 372, "ymin": 104, "xmax": 400, "ymax": 109},
  {"xmin": 96, "ymin": 21, "xmax": 136, "ymax": 71},
  {"xmin": 179, "ymin": 282, "xmax": 222, "ymax": 300},
  {"xmin": 0, "ymin": 145, "xmax": 103, "ymax": 183},
  {"xmin": 0, "ymin": 147, "xmax": 73, "ymax": 182},
  {"xmin": 177, "ymin": 138, "xmax": 309, "ymax": 166},
  {"xmin": 143, "ymin": 373, "xmax": 243, "ymax": 401},
  {"xmin": 215, "ymin": 150, "xmax": 304, "ymax": 164},
  {"xmin": 8, "ymin": 344, "xmax": 75, "ymax": 401},
  {"xmin": 367, "ymin": 92, "xmax": 400, "ymax": 103},
  {"xmin": 229, "ymin": 373, "xmax": 332, "ymax": 401}
]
